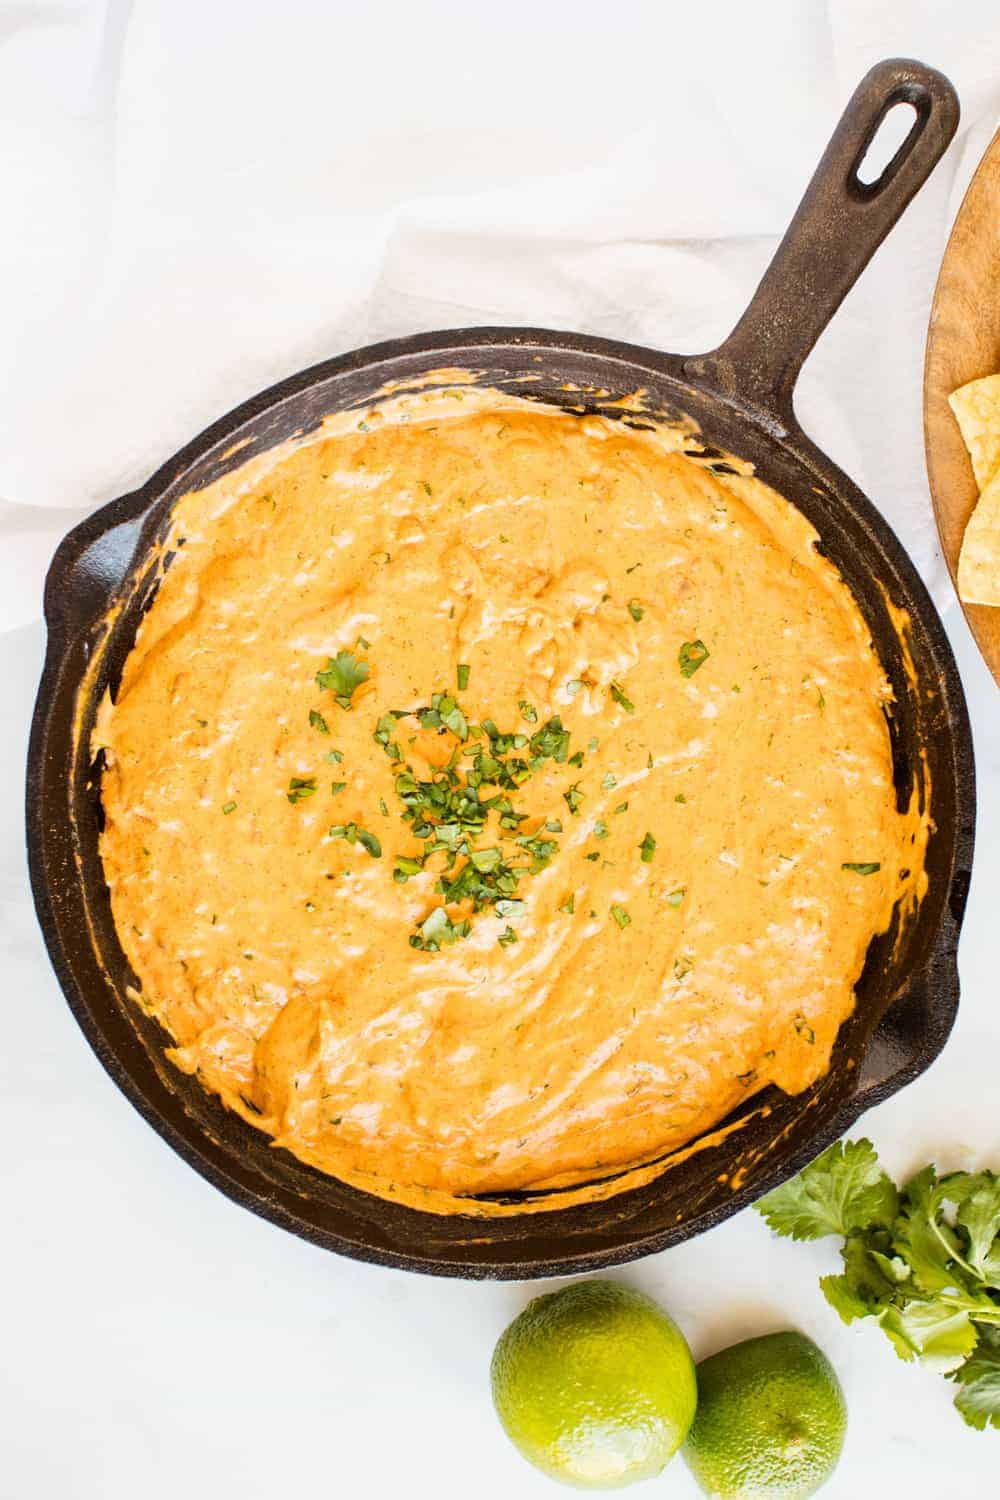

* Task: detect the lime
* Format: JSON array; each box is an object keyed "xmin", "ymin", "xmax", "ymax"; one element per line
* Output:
[
  {"xmin": 490, "ymin": 1279, "xmax": 697, "ymax": 1489},
  {"xmin": 683, "ymin": 1330, "xmax": 846, "ymax": 1498}
]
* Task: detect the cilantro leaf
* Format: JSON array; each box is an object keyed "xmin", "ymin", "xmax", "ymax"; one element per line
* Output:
[
  {"xmin": 316, "ymin": 649, "xmax": 370, "ymax": 709},
  {"xmin": 563, "ymin": 783, "xmax": 583, "ymax": 816},
  {"xmin": 287, "ymin": 776, "xmax": 318, "ymax": 804},
  {"xmin": 679, "ymin": 639, "xmax": 709, "ymax": 677},
  {"xmin": 820, "ymin": 1272, "xmax": 873, "ymax": 1326},
  {"xmin": 820, "ymin": 1230, "xmax": 907, "ymax": 1324},
  {"xmin": 955, "ymin": 1173, "xmax": 1000, "ymax": 1279},
  {"xmin": 951, "ymin": 1329, "xmax": 1000, "ymax": 1430},
  {"xmin": 756, "ymin": 1138, "xmax": 899, "ymax": 1241},
  {"xmin": 409, "ymin": 906, "xmax": 470, "ymax": 952},
  {"xmin": 893, "ymin": 1166, "xmax": 976, "ymax": 1296},
  {"xmin": 357, "ymin": 828, "xmax": 382, "ymax": 858},
  {"xmin": 880, "ymin": 1299, "xmax": 979, "ymax": 1373}
]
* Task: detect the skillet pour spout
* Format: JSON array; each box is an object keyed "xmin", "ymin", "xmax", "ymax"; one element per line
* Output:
[{"xmin": 27, "ymin": 58, "xmax": 974, "ymax": 1278}]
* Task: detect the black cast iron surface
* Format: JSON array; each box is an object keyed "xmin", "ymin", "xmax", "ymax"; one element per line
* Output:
[{"xmin": 27, "ymin": 59, "xmax": 975, "ymax": 1278}]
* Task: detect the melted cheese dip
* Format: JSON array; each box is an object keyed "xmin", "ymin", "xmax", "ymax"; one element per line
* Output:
[{"xmin": 98, "ymin": 385, "xmax": 924, "ymax": 1212}]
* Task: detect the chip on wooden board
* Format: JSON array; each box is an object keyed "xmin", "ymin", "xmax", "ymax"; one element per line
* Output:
[
  {"xmin": 949, "ymin": 373, "xmax": 1000, "ymax": 490},
  {"xmin": 950, "ymin": 372, "xmax": 1000, "ymax": 606},
  {"xmin": 958, "ymin": 468, "xmax": 1000, "ymax": 606}
]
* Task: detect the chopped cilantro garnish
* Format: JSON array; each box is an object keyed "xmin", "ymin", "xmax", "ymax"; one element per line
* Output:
[
  {"xmin": 593, "ymin": 820, "xmax": 609, "ymax": 840},
  {"xmin": 409, "ymin": 907, "xmax": 470, "ymax": 951},
  {"xmin": 639, "ymin": 832, "xmax": 656, "ymax": 862},
  {"xmin": 456, "ymin": 663, "xmax": 470, "ymax": 691},
  {"xmin": 374, "ymin": 712, "xmax": 403, "ymax": 761},
  {"xmin": 585, "ymin": 851, "xmax": 600, "ymax": 862},
  {"xmin": 601, "ymin": 773, "xmax": 617, "ymax": 790},
  {"xmin": 567, "ymin": 750, "xmax": 584, "ymax": 768},
  {"xmin": 222, "ymin": 801, "xmax": 237, "ymax": 815},
  {"xmin": 610, "ymin": 681, "xmax": 635, "ymax": 713},
  {"xmin": 394, "ymin": 854, "xmax": 425, "ymax": 883},
  {"xmin": 613, "ymin": 802, "xmax": 629, "ymax": 815},
  {"xmin": 309, "ymin": 709, "xmax": 330, "ymax": 735},
  {"xmin": 563, "ymin": 783, "xmax": 584, "ymax": 816},
  {"xmin": 287, "ymin": 777, "xmax": 318, "ymax": 804},
  {"xmin": 357, "ymin": 828, "xmax": 382, "ymax": 858},
  {"xmin": 316, "ymin": 649, "xmax": 370, "ymax": 709},
  {"xmin": 794, "ymin": 1014, "xmax": 815, "ymax": 1043},
  {"xmin": 627, "ymin": 599, "xmax": 644, "ymax": 622},
  {"xmin": 842, "ymin": 862, "xmax": 881, "ymax": 875},
  {"xmin": 679, "ymin": 639, "xmax": 710, "ymax": 677},
  {"xmin": 331, "ymin": 781, "xmax": 346, "ymax": 796},
  {"xmin": 325, "ymin": 749, "xmax": 344, "ymax": 764},
  {"xmin": 674, "ymin": 792, "xmax": 686, "ymax": 804},
  {"xmin": 611, "ymin": 904, "xmax": 631, "ymax": 929},
  {"xmin": 416, "ymin": 692, "xmax": 467, "ymax": 739},
  {"xmin": 376, "ymin": 689, "xmax": 588, "ymax": 949},
  {"xmin": 559, "ymin": 894, "xmax": 575, "ymax": 915},
  {"xmin": 329, "ymin": 821, "xmax": 380, "ymax": 857},
  {"xmin": 498, "ymin": 925, "xmax": 518, "ymax": 947},
  {"xmin": 529, "ymin": 716, "xmax": 570, "ymax": 764}
]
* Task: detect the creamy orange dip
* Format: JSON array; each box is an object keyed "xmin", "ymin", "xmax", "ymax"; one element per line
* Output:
[{"xmin": 97, "ymin": 384, "xmax": 925, "ymax": 1213}]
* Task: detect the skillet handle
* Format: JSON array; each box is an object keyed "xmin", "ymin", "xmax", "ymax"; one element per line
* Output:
[
  {"xmin": 683, "ymin": 58, "xmax": 959, "ymax": 425},
  {"xmin": 855, "ymin": 948, "xmax": 961, "ymax": 1109},
  {"xmin": 43, "ymin": 500, "xmax": 147, "ymax": 642}
]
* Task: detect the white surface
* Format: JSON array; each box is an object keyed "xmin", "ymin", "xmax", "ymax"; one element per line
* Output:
[{"xmin": 2, "ymin": 2, "xmax": 999, "ymax": 1495}]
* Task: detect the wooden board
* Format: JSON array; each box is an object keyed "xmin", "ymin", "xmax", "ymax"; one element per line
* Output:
[{"xmin": 924, "ymin": 128, "xmax": 1000, "ymax": 686}]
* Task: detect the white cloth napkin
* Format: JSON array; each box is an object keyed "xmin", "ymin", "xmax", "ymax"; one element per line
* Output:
[{"xmin": 2, "ymin": 0, "xmax": 999, "ymax": 636}]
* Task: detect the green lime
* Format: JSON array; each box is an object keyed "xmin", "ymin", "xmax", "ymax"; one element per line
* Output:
[
  {"xmin": 490, "ymin": 1279, "xmax": 696, "ymax": 1489},
  {"xmin": 683, "ymin": 1330, "xmax": 847, "ymax": 1498}
]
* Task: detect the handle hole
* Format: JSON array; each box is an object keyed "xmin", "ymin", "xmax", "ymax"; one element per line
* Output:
[{"xmin": 854, "ymin": 99, "xmax": 919, "ymax": 187}]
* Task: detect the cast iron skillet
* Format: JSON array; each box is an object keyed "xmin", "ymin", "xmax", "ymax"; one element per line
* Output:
[{"xmin": 28, "ymin": 58, "xmax": 975, "ymax": 1279}]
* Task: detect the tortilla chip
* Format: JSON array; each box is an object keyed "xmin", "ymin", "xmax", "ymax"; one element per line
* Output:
[
  {"xmin": 949, "ymin": 374, "xmax": 1000, "ymax": 490},
  {"xmin": 958, "ymin": 467, "xmax": 1000, "ymax": 606}
]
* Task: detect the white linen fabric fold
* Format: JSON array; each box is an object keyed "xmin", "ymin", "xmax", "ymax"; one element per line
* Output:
[{"xmin": 1, "ymin": 0, "xmax": 998, "ymax": 633}]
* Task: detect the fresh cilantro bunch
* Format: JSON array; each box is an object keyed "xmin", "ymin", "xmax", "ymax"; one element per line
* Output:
[{"xmin": 756, "ymin": 1139, "xmax": 1000, "ymax": 1429}]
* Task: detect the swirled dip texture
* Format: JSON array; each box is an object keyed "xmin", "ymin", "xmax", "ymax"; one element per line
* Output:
[{"xmin": 98, "ymin": 386, "xmax": 924, "ymax": 1212}]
